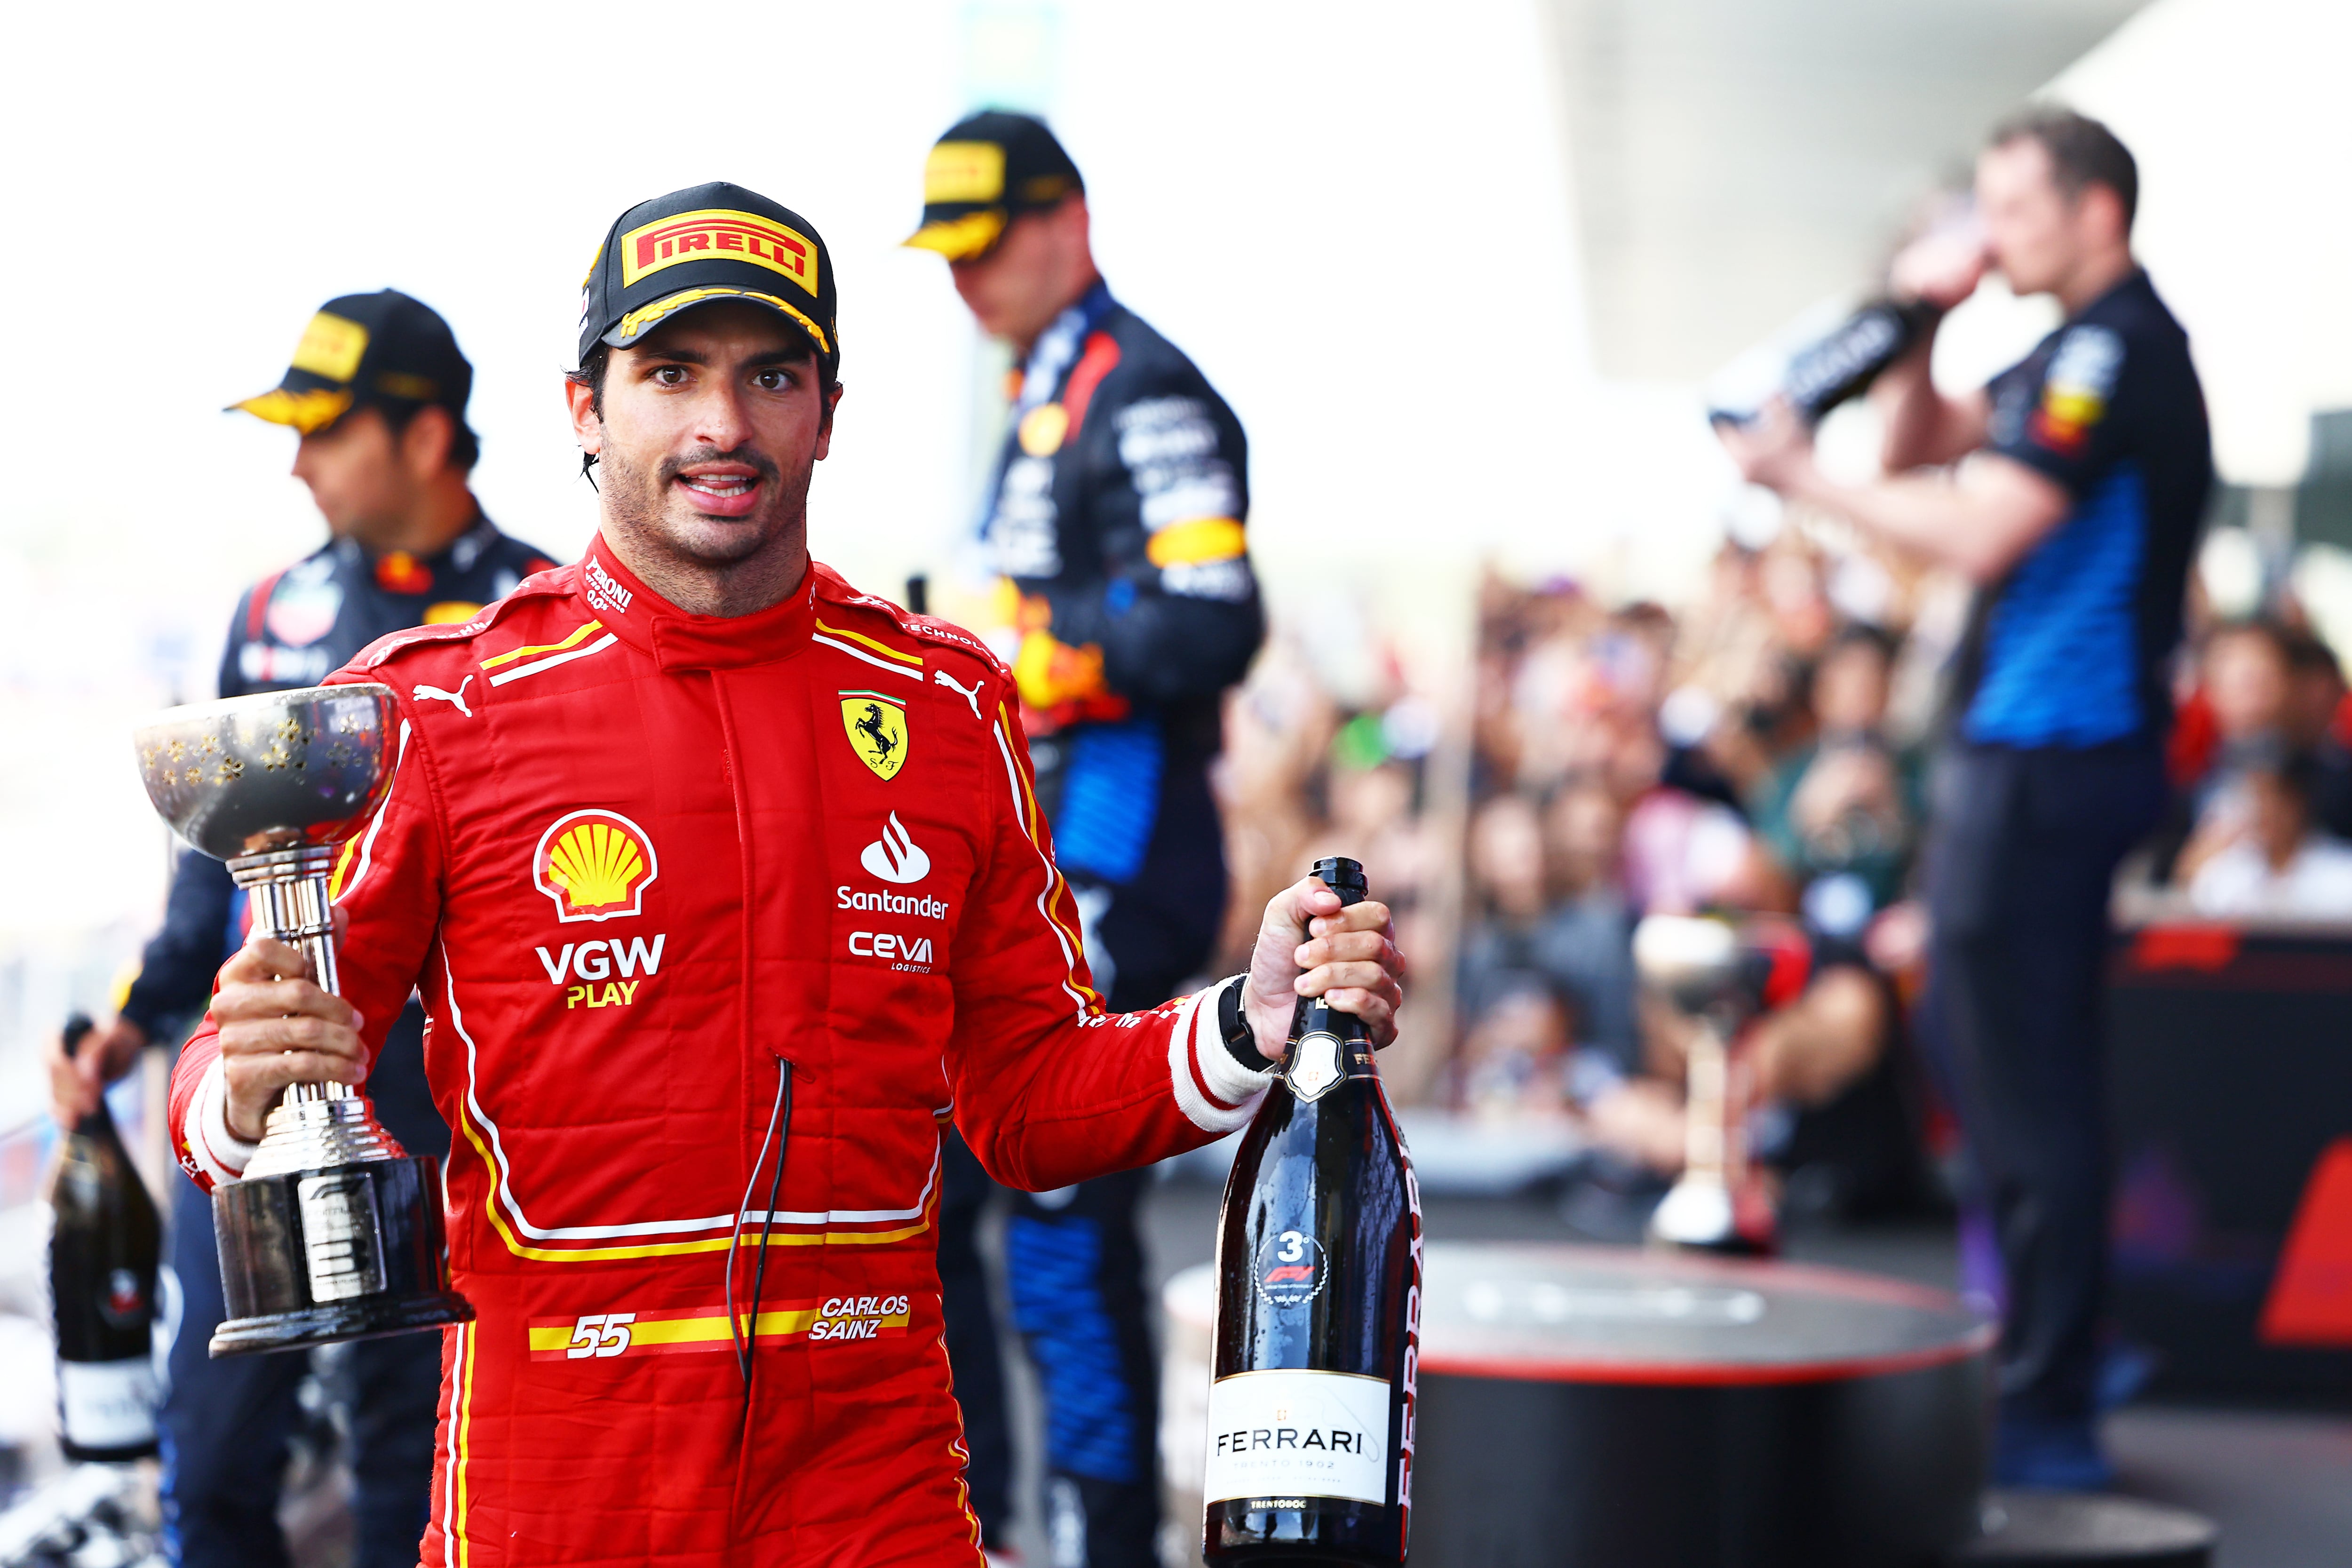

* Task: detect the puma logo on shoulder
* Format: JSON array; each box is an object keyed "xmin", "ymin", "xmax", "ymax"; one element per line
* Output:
[
  {"xmin": 934, "ymin": 669, "xmax": 983, "ymax": 721},
  {"xmin": 413, "ymin": 677, "xmax": 475, "ymax": 718}
]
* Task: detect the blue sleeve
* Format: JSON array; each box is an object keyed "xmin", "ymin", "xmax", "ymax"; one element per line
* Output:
[
  {"xmin": 118, "ymin": 850, "xmax": 238, "ymax": 1038},
  {"xmin": 122, "ymin": 596, "xmax": 257, "ymax": 1036},
  {"xmin": 1985, "ymin": 323, "xmax": 2127, "ymax": 501}
]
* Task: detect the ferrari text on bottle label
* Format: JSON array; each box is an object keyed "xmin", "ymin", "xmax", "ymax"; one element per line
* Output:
[{"xmin": 1204, "ymin": 1369, "xmax": 1392, "ymax": 1505}]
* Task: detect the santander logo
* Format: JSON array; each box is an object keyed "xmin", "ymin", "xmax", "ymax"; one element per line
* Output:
[{"xmin": 860, "ymin": 813, "xmax": 931, "ymax": 884}]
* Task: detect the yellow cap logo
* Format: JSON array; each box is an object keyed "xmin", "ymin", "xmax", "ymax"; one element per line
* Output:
[
  {"xmin": 290, "ymin": 311, "xmax": 368, "ymax": 382},
  {"xmin": 924, "ymin": 141, "xmax": 1006, "ymax": 206},
  {"xmin": 533, "ymin": 809, "xmax": 660, "ymax": 923},
  {"xmin": 619, "ymin": 209, "xmax": 820, "ymax": 299},
  {"xmin": 841, "ymin": 692, "xmax": 909, "ymax": 780}
]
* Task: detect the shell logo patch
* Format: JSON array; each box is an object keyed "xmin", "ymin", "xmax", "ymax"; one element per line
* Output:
[
  {"xmin": 533, "ymin": 809, "xmax": 660, "ymax": 923},
  {"xmin": 841, "ymin": 692, "xmax": 909, "ymax": 780}
]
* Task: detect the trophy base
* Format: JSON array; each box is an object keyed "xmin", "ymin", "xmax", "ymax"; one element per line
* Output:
[
  {"xmin": 211, "ymin": 1289, "xmax": 475, "ymax": 1357},
  {"xmin": 1647, "ymin": 1175, "xmax": 1779, "ymax": 1257},
  {"xmin": 211, "ymin": 1152, "xmax": 474, "ymax": 1357}
]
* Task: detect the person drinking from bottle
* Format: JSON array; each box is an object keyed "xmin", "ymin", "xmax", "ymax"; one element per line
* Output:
[
  {"xmin": 163, "ymin": 182, "xmax": 1402, "ymax": 1568},
  {"xmin": 1717, "ymin": 110, "xmax": 2212, "ymax": 1488},
  {"xmin": 903, "ymin": 111, "xmax": 1265, "ymax": 1566},
  {"xmin": 48, "ymin": 289, "xmax": 553, "ymax": 1568}
]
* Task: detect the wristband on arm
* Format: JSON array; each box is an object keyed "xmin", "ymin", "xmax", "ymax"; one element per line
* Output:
[{"xmin": 1217, "ymin": 975, "xmax": 1276, "ymax": 1074}]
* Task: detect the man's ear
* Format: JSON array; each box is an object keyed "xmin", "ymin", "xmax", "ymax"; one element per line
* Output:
[
  {"xmin": 564, "ymin": 374, "xmax": 603, "ymax": 455},
  {"xmin": 2077, "ymin": 183, "xmax": 2129, "ymax": 248},
  {"xmin": 813, "ymin": 381, "xmax": 846, "ymax": 461},
  {"xmin": 403, "ymin": 406, "xmax": 455, "ymax": 477}
]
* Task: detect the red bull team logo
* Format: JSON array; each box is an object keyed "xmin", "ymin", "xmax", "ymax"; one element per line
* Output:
[
  {"xmin": 619, "ymin": 208, "xmax": 819, "ymax": 298},
  {"xmin": 533, "ymin": 809, "xmax": 660, "ymax": 923}
]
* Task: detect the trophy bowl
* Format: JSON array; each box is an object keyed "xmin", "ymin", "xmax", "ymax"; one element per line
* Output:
[
  {"xmin": 133, "ymin": 683, "xmax": 472, "ymax": 1355},
  {"xmin": 134, "ymin": 685, "xmax": 399, "ymax": 864}
]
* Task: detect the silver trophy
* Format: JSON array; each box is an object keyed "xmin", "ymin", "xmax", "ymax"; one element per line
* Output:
[
  {"xmin": 134, "ymin": 685, "xmax": 472, "ymax": 1355},
  {"xmin": 1633, "ymin": 915, "xmax": 1781, "ymax": 1256}
]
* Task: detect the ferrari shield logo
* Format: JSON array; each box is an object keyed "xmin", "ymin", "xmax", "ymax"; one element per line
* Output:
[{"xmin": 841, "ymin": 692, "xmax": 909, "ymax": 780}]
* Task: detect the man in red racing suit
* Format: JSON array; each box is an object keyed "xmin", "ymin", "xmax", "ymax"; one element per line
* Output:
[{"xmin": 164, "ymin": 183, "xmax": 1401, "ymax": 1568}]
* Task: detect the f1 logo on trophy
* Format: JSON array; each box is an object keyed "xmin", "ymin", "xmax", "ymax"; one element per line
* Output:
[{"xmin": 134, "ymin": 684, "xmax": 471, "ymax": 1356}]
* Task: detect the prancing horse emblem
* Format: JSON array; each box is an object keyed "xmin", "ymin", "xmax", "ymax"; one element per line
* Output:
[{"xmin": 840, "ymin": 692, "xmax": 909, "ymax": 780}]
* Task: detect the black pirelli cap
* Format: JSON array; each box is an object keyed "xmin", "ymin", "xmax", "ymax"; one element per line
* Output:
[
  {"xmin": 577, "ymin": 181, "xmax": 839, "ymax": 381},
  {"xmin": 903, "ymin": 111, "xmax": 1084, "ymax": 262},
  {"xmin": 230, "ymin": 289, "xmax": 473, "ymax": 435}
]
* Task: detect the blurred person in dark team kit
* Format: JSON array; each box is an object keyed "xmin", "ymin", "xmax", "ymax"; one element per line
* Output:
[
  {"xmin": 46, "ymin": 290, "xmax": 553, "ymax": 1568},
  {"xmin": 906, "ymin": 113, "xmax": 1265, "ymax": 1565},
  {"xmin": 1721, "ymin": 111, "xmax": 2213, "ymax": 1487}
]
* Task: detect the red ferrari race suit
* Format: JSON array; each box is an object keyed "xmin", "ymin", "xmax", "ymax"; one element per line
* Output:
[{"xmin": 166, "ymin": 537, "xmax": 1275, "ymax": 1567}]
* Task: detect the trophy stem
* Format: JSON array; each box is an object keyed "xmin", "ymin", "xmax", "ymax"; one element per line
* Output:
[{"xmin": 137, "ymin": 684, "xmax": 473, "ymax": 1354}]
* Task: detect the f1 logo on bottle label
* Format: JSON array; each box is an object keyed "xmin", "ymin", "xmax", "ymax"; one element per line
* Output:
[
  {"xmin": 1204, "ymin": 1369, "xmax": 1391, "ymax": 1505},
  {"xmin": 1255, "ymin": 1228, "xmax": 1327, "ymax": 1308}
]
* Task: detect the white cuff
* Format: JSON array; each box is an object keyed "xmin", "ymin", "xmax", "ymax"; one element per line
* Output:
[
  {"xmin": 1197, "ymin": 975, "xmax": 1279, "ymax": 1106},
  {"xmin": 1168, "ymin": 976, "xmax": 1272, "ymax": 1134},
  {"xmin": 186, "ymin": 1059, "xmax": 257, "ymax": 1184}
]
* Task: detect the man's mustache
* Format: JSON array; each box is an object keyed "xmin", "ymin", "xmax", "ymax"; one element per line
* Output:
[{"xmin": 655, "ymin": 446, "xmax": 782, "ymax": 486}]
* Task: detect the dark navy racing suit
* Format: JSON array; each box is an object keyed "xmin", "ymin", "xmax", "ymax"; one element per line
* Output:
[
  {"xmin": 121, "ymin": 513, "xmax": 553, "ymax": 1568},
  {"xmin": 943, "ymin": 280, "xmax": 1263, "ymax": 1565}
]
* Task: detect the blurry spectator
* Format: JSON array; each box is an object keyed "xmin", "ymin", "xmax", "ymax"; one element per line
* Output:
[
  {"xmin": 1585, "ymin": 949, "xmax": 1931, "ymax": 1218},
  {"xmin": 2280, "ymin": 625, "xmax": 2352, "ymax": 838},
  {"xmin": 1455, "ymin": 972, "xmax": 1577, "ymax": 1122},
  {"xmin": 1749, "ymin": 623, "xmax": 1923, "ymax": 939},
  {"xmin": 2158, "ymin": 621, "xmax": 2301, "ymax": 880},
  {"xmin": 2181, "ymin": 744, "xmax": 2352, "ymax": 918},
  {"xmin": 1458, "ymin": 790, "xmax": 1644, "ymax": 1071},
  {"xmin": 1621, "ymin": 787, "xmax": 1789, "ymax": 917},
  {"xmin": 1540, "ymin": 779, "xmax": 1640, "ymax": 1067}
]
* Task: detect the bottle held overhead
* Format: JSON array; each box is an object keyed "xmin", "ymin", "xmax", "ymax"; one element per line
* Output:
[
  {"xmin": 1205, "ymin": 858, "xmax": 1423, "ymax": 1568},
  {"xmin": 49, "ymin": 1014, "xmax": 162, "ymax": 1463}
]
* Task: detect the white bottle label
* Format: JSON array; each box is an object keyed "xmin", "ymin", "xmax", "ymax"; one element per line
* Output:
[
  {"xmin": 1203, "ymin": 1369, "xmax": 1391, "ymax": 1505},
  {"xmin": 59, "ymin": 1357, "xmax": 157, "ymax": 1449}
]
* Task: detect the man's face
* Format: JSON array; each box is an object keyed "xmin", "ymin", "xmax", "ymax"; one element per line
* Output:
[
  {"xmin": 292, "ymin": 407, "xmax": 416, "ymax": 541},
  {"xmin": 948, "ymin": 200, "xmax": 1082, "ymax": 344},
  {"xmin": 2206, "ymin": 630, "xmax": 2289, "ymax": 742},
  {"xmin": 571, "ymin": 302, "xmax": 841, "ymax": 572},
  {"xmin": 1976, "ymin": 138, "xmax": 2089, "ymax": 298},
  {"xmin": 1813, "ymin": 644, "xmax": 1891, "ymax": 734}
]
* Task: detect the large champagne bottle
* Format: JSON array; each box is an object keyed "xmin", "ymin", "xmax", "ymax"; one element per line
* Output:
[
  {"xmin": 48, "ymin": 1014, "xmax": 161, "ymax": 1462},
  {"xmin": 1205, "ymin": 858, "xmax": 1422, "ymax": 1567}
]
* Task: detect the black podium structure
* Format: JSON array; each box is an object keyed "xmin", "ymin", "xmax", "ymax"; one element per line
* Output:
[{"xmin": 1409, "ymin": 1243, "xmax": 1994, "ymax": 1568}]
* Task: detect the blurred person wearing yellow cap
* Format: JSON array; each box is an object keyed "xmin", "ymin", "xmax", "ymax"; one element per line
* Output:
[
  {"xmin": 1720, "ymin": 111, "xmax": 2214, "ymax": 1490},
  {"xmin": 47, "ymin": 288, "xmax": 553, "ymax": 1568},
  {"xmin": 909, "ymin": 111, "xmax": 1265, "ymax": 1567}
]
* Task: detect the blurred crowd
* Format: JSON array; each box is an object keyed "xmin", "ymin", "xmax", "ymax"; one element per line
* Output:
[{"xmin": 1211, "ymin": 517, "xmax": 2352, "ymax": 1217}]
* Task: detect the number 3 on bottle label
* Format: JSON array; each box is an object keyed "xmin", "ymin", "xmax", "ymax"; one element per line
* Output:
[{"xmin": 566, "ymin": 1312, "xmax": 636, "ymax": 1359}]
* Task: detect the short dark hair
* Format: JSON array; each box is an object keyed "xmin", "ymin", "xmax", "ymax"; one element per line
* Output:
[
  {"xmin": 377, "ymin": 398, "xmax": 480, "ymax": 473},
  {"xmin": 565, "ymin": 343, "xmax": 612, "ymax": 421},
  {"xmin": 1989, "ymin": 108, "xmax": 2139, "ymax": 230},
  {"xmin": 1824, "ymin": 620, "xmax": 1899, "ymax": 666}
]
